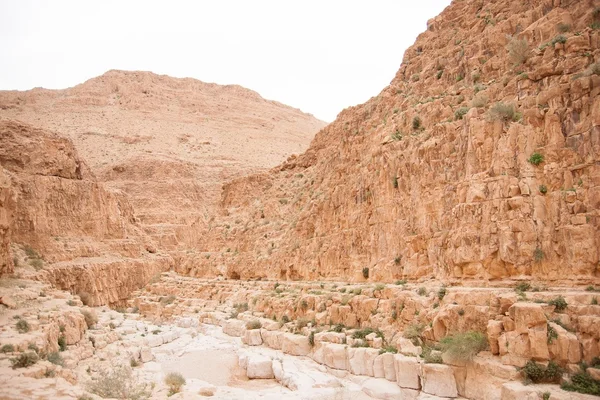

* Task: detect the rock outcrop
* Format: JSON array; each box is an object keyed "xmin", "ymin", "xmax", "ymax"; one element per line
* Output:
[{"xmin": 191, "ymin": 0, "xmax": 600, "ymax": 286}]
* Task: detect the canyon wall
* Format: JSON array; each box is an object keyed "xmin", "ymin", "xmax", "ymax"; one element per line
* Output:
[{"xmin": 190, "ymin": 0, "xmax": 600, "ymax": 286}]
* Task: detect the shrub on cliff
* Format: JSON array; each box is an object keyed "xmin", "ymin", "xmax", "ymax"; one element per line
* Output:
[
  {"xmin": 15, "ymin": 319, "xmax": 30, "ymax": 333},
  {"xmin": 489, "ymin": 102, "xmax": 520, "ymax": 122},
  {"xmin": 507, "ymin": 37, "xmax": 530, "ymax": 65},
  {"xmin": 523, "ymin": 360, "xmax": 562, "ymax": 383},
  {"xmin": 11, "ymin": 351, "xmax": 39, "ymax": 369},
  {"xmin": 562, "ymin": 371, "xmax": 600, "ymax": 396},
  {"xmin": 87, "ymin": 365, "xmax": 150, "ymax": 399},
  {"xmin": 439, "ymin": 331, "xmax": 488, "ymax": 361},
  {"xmin": 165, "ymin": 372, "xmax": 186, "ymax": 395}
]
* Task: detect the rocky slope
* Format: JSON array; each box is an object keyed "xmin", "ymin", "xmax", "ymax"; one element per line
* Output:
[
  {"xmin": 191, "ymin": 0, "xmax": 600, "ymax": 286},
  {"xmin": 0, "ymin": 70, "xmax": 326, "ymax": 251}
]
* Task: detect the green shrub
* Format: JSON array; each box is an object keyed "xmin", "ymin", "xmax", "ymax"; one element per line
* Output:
[
  {"xmin": 403, "ymin": 323, "xmax": 425, "ymax": 345},
  {"xmin": 539, "ymin": 185, "xmax": 548, "ymax": 194},
  {"xmin": 489, "ymin": 102, "xmax": 520, "ymax": 122},
  {"xmin": 11, "ymin": 352, "xmax": 39, "ymax": 369},
  {"xmin": 362, "ymin": 267, "xmax": 369, "ymax": 279},
  {"xmin": 421, "ymin": 346, "xmax": 443, "ymax": 363},
  {"xmin": 528, "ymin": 153, "xmax": 544, "ymax": 165},
  {"xmin": 47, "ymin": 352, "xmax": 65, "ymax": 366},
  {"xmin": 1, "ymin": 344, "xmax": 15, "ymax": 353},
  {"xmin": 58, "ymin": 335, "xmax": 67, "ymax": 351},
  {"xmin": 507, "ymin": 37, "xmax": 530, "ymax": 65},
  {"xmin": 547, "ymin": 324, "xmax": 558, "ymax": 344},
  {"xmin": 515, "ymin": 282, "xmax": 531, "ymax": 292},
  {"xmin": 534, "ymin": 247, "xmax": 544, "ymax": 262},
  {"xmin": 374, "ymin": 284, "xmax": 385, "ymax": 292},
  {"xmin": 29, "ymin": 259, "xmax": 44, "ymax": 270},
  {"xmin": 417, "ymin": 287, "xmax": 427, "ymax": 296},
  {"xmin": 471, "ymin": 94, "xmax": 488, "ymax": 108},
  {"xmin": 130, "ymin": 358, "xmax": 140, "ymax": 368},
  {"xmin": 352, "ymin": 327, "xmax": 383, "ymax": 340},
  {"xmin": 561, "ymin": 371, "xmax": 600, "ymax": 395},
  {"xmin": 308, "ymin": 331, "xmax": 315, "ymax": 347},
  {"xmin": 281, "ymin": 315, "xmax": 290, "ymax": 324},
  {"xmin": 395, "ymin": 280, "xmax": 406, "ymax": 285},
  {"xmin": 439, "ymin": 331, "xmax": 488, "ymax": 361},
  {"xmin": 557, "ymin": 23, "xmax": 571, "ymax": 33},
  {"xmin": 551, "ymin": 35, "xmax": 567, "ymax": 46},
  {"xmin": 16, "ymin": 319, "xmax": 30, "ymax": 333},
  {"xmin": 454, "ymin": 107, "xmax": 470, "ymax": 120},
  {"xmin": 246, "ymin": 320, "xmax": 262, "ymax": 330},
  {"xmin": 412, "ymin": 116, "xmax": 422, "ymax": 131},
  {"xmin": 548, "ymin": 296, "xmax": 568, "ymax": 312},
  {"xmin": 165, "ymin": 372, "xmax": 186, "ymax": 395},
  {"xmin": 87, "ymin": 365, "xmax": 150, "ymax": 399},
  {"xmin": 523, "ymin": 360, "xmax": 562, "ymax": 383},
  {"xmin": 379, "ymin": 345, "xmax": 398, "ymax": 355},
  {"xmin": 330, "ymin": 324, "xmax": 345, "ymax": 333},
  {"xmin": 437, "ymin": 286, "xmax": 447, "ymax": 300}
]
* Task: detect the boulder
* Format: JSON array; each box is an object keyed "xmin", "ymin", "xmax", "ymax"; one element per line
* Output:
[
  {"xmin": 421, "ymin": 363, "xmax": 458, "ymax": 398},
  {"xmin": 246, "ymin": 355, "xmax": 274, "ymax": 379},
  {"xmin": 393, "ymin": 354, "xmax": 420, "ymax": 389},
  {"xmin": 281, "ymin": 333, "xmax": 311, "ymax": 356}
]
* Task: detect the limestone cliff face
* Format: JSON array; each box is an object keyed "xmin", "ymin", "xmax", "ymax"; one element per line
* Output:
[
  {"xmin": 0, "ymin": 119, "xmax": 171, "ymax": 303},
  {"xmin": 191, "ymin": 0, "xmax": 600, "ymax": 285},
  {"xmin": 0, "ymin": 167, "xmax": 13, "ymax": 275}
]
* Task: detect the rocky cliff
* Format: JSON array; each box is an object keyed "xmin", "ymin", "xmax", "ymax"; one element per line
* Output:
[
  {"xmin": 0, "ymin": 70, "xmax": 325, "ymax": 252},
  {"xmin": 191, "ymin": 0, "xmax": 600, "ymax": 286}
]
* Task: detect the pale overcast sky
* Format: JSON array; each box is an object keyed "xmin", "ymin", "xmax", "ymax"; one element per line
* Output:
[{"xmin": 0, "ymin": 1, "xmax": 451, "ymax": 122}]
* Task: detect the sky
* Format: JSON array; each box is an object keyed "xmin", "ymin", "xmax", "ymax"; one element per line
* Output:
[{"xmin": 0, "ymin": 1, "xmax": 451, "ymax": 122}]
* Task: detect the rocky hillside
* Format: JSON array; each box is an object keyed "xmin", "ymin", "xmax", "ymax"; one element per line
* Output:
[
  {"xmin": 190, "ymin": 0, "xmax": 600, "ymax": 286},
  {"xmin": 0, "ymin": 70, "xmax": 326, "ymax": 251}
]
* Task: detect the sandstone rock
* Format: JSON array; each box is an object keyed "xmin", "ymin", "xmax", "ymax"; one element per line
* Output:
[
  {"xmin": 508, "ymin": 303, "xmax": 547, "ymax": 334},
  {"xmin": 246, "ymin": 355, "xmax": 274, "ymax": 379},
  {"xmin": 347, "ymin": 347, "xmax": 378, "ymax": 376},
  {"xmin": 242, "ymin": 329, "xmax": 263, "ymax": 346},
  {"xmin": 393, "ymin": 354, "xmax": 421, "ymax": 389},
  {"xmin": 321, "ymin": 342, "xmax": 348, "ymax": 370},
  {"xmin": 281, "ymin": 333, "xmax": 311, "ymax": 356},
  {"xmin": 373, "ymin": 352, "xmax": 397, "ymax": 381},
  {"xmin": 261, "ymin": 329, "xmax": 283, "ymax": 350},
  {"xmin": 421, "ymin": 363, "xmax": 458, "ymax": 398},
  {"xmin": 362, "ymin": 377, "xmax": 403, "ymax": 399}
]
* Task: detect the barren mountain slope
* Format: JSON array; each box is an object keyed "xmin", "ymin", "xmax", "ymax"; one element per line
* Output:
[
  {"xmin": 0, "ymin": 70, "xmax": 326, "ymax": 249},
  {"xmin": 189, "ymin": 0, "xmax": 600, "ymax": 286}
]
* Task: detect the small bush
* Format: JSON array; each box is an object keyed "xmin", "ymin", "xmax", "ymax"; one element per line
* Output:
[
  {"xmin": 548, "ymin": 296, "xmax": 568, "ymax": 312},
  {"xmin": 534, "ymin": 247, "xmax": 544, "ymax": 262},
  {"xmin": 523, "ymin": 360, "xmax": 562, "ymax": 383},
  {"xmin": 528, "ymin": 153, "xmax": 544, "ymax": 166},
  {"xmin": 58, "ymin": 335, "xmax": 67, "ymax": 351},
  {"xmin": 27, "ymin": 343, "xmax": 39, "ymax": 353},
  {"xmin": 562, "ymin": 371, "xmax": 600, "ymax": 395},
  {"xmin": 281, "ymin": 315, "xmax": 290, "ymax": 324},
  {"xmin": 1, "ymin": 344, "xmax": 15, "ymax": 353},
  {"xmin": 412, "ymin": 116, "xmax": 422, "ymax": 131},
  {"xmin": 29, "ymin": 259, "xmax": 44, "ymax": 270},
  {"xmin": 246, "ymin": 320, "xmax": 262, "ymax": 330},
  {"xmin": 81, "ymin": 309, "xmax": 98, "ymax": 329},
  {"xmin": 16, "ymin": 319, "xmax": 30, "ymax": 333},
  {"xmin": 393, "ymin": 256, "xmax": 401, "ymax": 264},
  {"xmin": 454, "ymin": 107, "xmax": 470, "ymax": 120},
  {"xmin": 421, "ymin": 346, "xmax": 443, "ymax": 364},
  {"xmin": 47, "ymin": 352, "xmax": 65, "ymax": 366},
  {"xmin": 379, "ymin": 345, "xmax": 398, "ymax": 355},
  {"xmin": 374, "ymin": 284, "xmax": 385, "ymax": 291},
  {"xmin": 130, "ymin": 358, "xmax": 140, "ymax": 368},
  {"xmin": 417, "ymin": 287, "xmax": 427, "ymax": 296},
  {"xmin": 547, "ymin": 323, "xmax": 558, "ymax": 344},
  {"xmin": 352, "ymin": 327, "xmax": 383, "ymax": 340},
  {"xmin": 437, "ymin": 286, "xmax": 447, "ymax": 300},
  {"xmin": 515, "ymin": 282, "xmax": 531, "ymax": 292},
  {"xmin": 507, "ymin": 37, "xmax": 530, "ymax": 65},
  {"xmin": 330, "ymin": 324, "xmax": 345, "ymax": 333},
  {"xmin": 557, "ymin": 23, "xmax": 571, "ymax": 33},
  {"xmin": 403, "ymin": 323, "xmax": 425, "ymax": 345},
  {"xmin": 160, "ymin": 295, "xmax": 176, "ymax": 305},
  {"xmin": 471, "ymin": 94, "xmax": 488, "ymax": 108},
  {"xmin": 11, "ymin": 351, "xmax": 39, "ymax": 369},
  {"xmin": 539, "ymin": 185, "xmax": 548, "ymax": 194},
  {"xmin": 439, "ymin": 331, "xmax": 488, "ymax": 361},
  {"xmin": 165, "ymin": 372, "xmax": 186, "ymax": 395},
  {"xmin": 489, "ymin": 102, "xmax": 520, "ymax": 122},
  {"xmin": 395, "ymin": 280, "xmax": 407, "ymax": 285},
  {"xmin": 296, "ymin": 318, "xmax": 309, "ymax": 330},
  {"xmin": 551, "ymin": 35, "xmax": 567, "ymax": 46},
  {"xmin": 362, "ymin": 267, "xmax": 369, "ymax": 279},
  {"xmin": 308, "ymin": 331, "xmax": 315, "ymax": 347},
  {"xmin": 87, "ymin": 365, "xmax": 150, "ymax": 399}
]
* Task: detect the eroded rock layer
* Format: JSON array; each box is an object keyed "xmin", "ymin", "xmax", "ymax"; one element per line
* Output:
[{"xmin": 191, "ymin": 0, "xmax": 600, "ymax": 285}]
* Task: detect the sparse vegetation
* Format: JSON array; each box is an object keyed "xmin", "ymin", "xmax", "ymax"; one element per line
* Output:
[
  {"xmin": 489, "ymin": 102, "xmax": 520, "ymax": 122},
  {"xmin": 412, "ymin": 116, "xmax": 422, "ymax": 131},
  {"xmin": 395, "ymin": 280, "xmax": 407, "ymax": 285},
  {"xmin": 160, "ymin": 295, "xmax": 176, "ymax": 305},
  {"xmin": 539, "ymin": 185, "xmax": 548, "ymax": 195},
  {"xmin": 1, "ymin": 344, "xmax": 15, "ymax": 353},
  {"xmin": 421, "ymin": 346, "xmax": 443, "ymax": 364},
  {"xmin": 551, "ymin": 35, "xmax": 567, "ymax": 46},
  {"xmin": 557, "ymin": 23, "xmax": 571, "ymax": 33},
  {"xmin": 533, "ymin": 247, "xmax": 544, "ymax": 262},
  {"xmin": 403, "ymin": 323, "xmax": 425, "ymax": 345},
  {"xmin": 437, "ymin": 286, "xmax": 447, "ymax": 300},
  {"xmin": 507, "ymin": 37, "xmax": 530, "ymax": 65},
  {"xmin": 439, "ymin": 331, "xmax": 488, "ymax": 361},
  {"xmin": 454, "ymin": 107, "xmax": 470, "ymax": 120},
  {"xmin": 523, "ymin": 360, "xmax": 562, "ymax": 383},
  {"xmin": 308, "ymin": 331, "xmax": 315, "ymax": 347},
  {"xmin": 246, "ymin": 320, "xmax": 262, "ymax": 330},
  {"xmin": 548, "ymin": 296, "xmax": 568, "ymax": 312},
  {"xmin": 362, "ymin": 267, "xmax": 369, "ymax": 279},
  {"xmin": 417, "ymin": 287, "xmax": 427, "ymax": 296},
  {"xmin": 47, "ymin": 352, "xmax": 65, "ymax": 366},
  {"xmin": 528, "ymin": 153, "xmax": 544, "ymax": 166},
  {"xmin": 58, "ymin": 335, "xmax": 67, "ymax": 351},
  {"xmin": 379, "ymin": 345, "xmax": 398, "ymax": 354},
  {"xmin": 87, "ymin": 365, "xmax": 151, "ymax": 399},
  {"xmin": 562, "ymin": 370, "xmax": 600, "ymax": 396},
  {"xmin": 352, "ymin": 327, "xmax": 383, "ymax": 340},
  {"xmin": 330, "ymin": 323, "xmax": 345, "ymax": 333},
  {"xmin": 471, "ymin": 94, "xmax": 488, "ymax": 108},
  {"xmin": 11, "ymin": 351, "xmax": 39, "ymax": 369},
  {"xmin": 15, "ymin": 319, "xmax": 30, "ymax": 333},
  {"xmin": 164, "ymin": 372, "xmax": 186, "ymax": 396}
]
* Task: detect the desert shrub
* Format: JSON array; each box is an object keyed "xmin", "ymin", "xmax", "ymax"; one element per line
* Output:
[
  {"xmin": 164, "ymin": 372, "xmax": 186, "ymax": 395},
  {"xmin": 352, "ymin": 327, "xmax": 383, "ymax": 340},
  {"xmin": 523, "ymin": 360, "xmax": 562, "ymax": 383},
  {"xmin": 548, "ymin": 296, "xmax": 568, "ymax": 312},
  {"xmin": 562, "ymin": 371, "xmax": 600, "ymax": 395},
  {"xmin": 489, "ymin": 102, "xmax": 520, "ymax": 122},
  {"xmin": 551, "ymin": 35, "xmax": 567, "ymax": 46},
  {"xmin": 330, "ymin": 324, "xmax": 345, "ymax": 333},
  {"xmin": 379, "ymin": 345, "xmax": 398, "ymax": 355},
  {"xmin": 130, "ymin": 358, "xmax": 140, "ymax": 368},
  {"xmin": 403, "ymin": 323, "xmax": 425, "ymax": 345},
  {"xmin": 27, "ymin": 343, "xmax": 39, "ymax": 353},
  {"xmin": 528, "ymin": 153, "xmax": 544, "ymax": 166},
  {"xmin": 374, "ymin": 284, "xmax": 385, "ymax": 291},
  {"xmin": 87, "ymin": 365, "xmax": 150, "ymax": 399},
  {"xmin": 58, "ymin": 335, "xmax": 67, "ymax": 351},
  {"xmin": 437, "ymin": 286, "xmax": 447, "ymax": 300},
  {"xmin": 421, "ymin": 346, "xmax": 443, "ymax": 363},
  {"xmin": 362, "ymin": 267, "xmax": 369, "ymax": 279},
  {"xmin": 47, "ymin": 352, "xmax": 65, "ymax": 366},
  {"xmin": 439, "ymin": 331, "xmax": 488, "ymax": 361},
  {"xmin": 11, "ymin": 351, "xmax": 39, "ymax": 369},
  {"xmin": 308, "ymin": 331, "xmax": 315, "ymax": 347},
  {"xmin": 515, "ymin": 282, "xmax": 531, "ymax": 292},
  {"xmin": 24, "ymin": 245, "xmax": 40, "ymax": 258},
  {"xmin": 246, "ymin": 320, "xmax": 262, "ymax": 330},
  {"xmin": 557, "ymin": 23, "xmax": 571, "ymax": 33},
  {"xmin": 281, "ymin": 315, "xmax": 290, "ymax": 324},
  {"xmin": 533, "ymin": 247, "xmax": 544, "ymax": 262},
  {"xmin": 234, "ymin": 303, "xmax": 248, "ymax": 312},
  {"xmin": 296, "ymin": 318, "xmax": 309, "ymax": 330},
  {"xmin": 353, "ymin": 288, "xmax": 362, "ymax": 295},
  {"xmin": 412, "ymin": 116, "xmax": 422, "ymax": 131},
  {"xmin": 471, "ymin": 94, "xmax": 488, "ymax": 108},
  {"xmin": 16, "ymin": 319, "xmax": 30, "ymax": 333},
  {"xmin": 300, "ymin": 299, "xmax": 308, "ymax": 310},
  {"xmin": 547, "ymin": 324, "xmax": 558, "ymax": 344},
  {"xmin": 81, "ymin": 309, "xmax": 98, "ymax": 329},
  {"xmin": 539, "ymin": 185, "xmax": 548, "ymax": 194},
  {"xmin": 417, "ymin": 287, "xmax": 427, "ymax": 296},
  {"xmin": 1, "ymin": 344, "xmax": 15, "ymax": 353},
  {"xmin": 507, "ymin": 37, "xmax": 529, "ymax": 65},
  {"xmin": 29, "ymin": 259, "xmax": 44, "ymax": 270},
  {"xmin": 395, "ymin": 280, "xmax": 407, "ymax": 285},
  {"xmin": 454, "ymin": 107, "xmax": 470, "ymax": 120}
]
